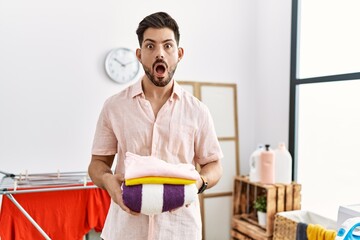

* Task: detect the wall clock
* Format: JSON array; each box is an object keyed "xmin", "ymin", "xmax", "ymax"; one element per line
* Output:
[{"xmin": 105, "ymin": 47, "xmax": 140, "ymax": 84}]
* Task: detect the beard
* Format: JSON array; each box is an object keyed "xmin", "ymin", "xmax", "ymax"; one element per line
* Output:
[{"xmin": 143, "ymin": 62, "xmax": 177, "ymax": 87}]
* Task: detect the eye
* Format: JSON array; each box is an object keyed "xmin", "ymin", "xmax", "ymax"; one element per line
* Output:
[
  {"xmin": 165, "ymin": 43, "xmax": 172, "ymax": 49},
  {"xmin": 145, "ymin": 44, "xmax": 154, "ymax": 49}
]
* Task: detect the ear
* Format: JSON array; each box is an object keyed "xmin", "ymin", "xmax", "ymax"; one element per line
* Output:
[
  {"xmin": 136, "ymin": 48, "xmax": 142, "ymax": 62},
  {"xmin": 178, "ymin": 47, "xmax": 184, "ymax": 62}
]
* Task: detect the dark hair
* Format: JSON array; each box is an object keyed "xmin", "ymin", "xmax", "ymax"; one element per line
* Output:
[{"xmin": 136, "ymin": 12, "xmax": 180, "ymax": 47}]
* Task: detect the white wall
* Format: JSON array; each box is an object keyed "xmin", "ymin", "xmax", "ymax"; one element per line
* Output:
[
  {"xmin": 236, "ymin": 0, "xmax": 292, "ymax": 174},
  {"xmin": 0, "ymin": 0, "xmax": 291, "ymax": 177},
  {"xmin": 251, "ymin": 1, "xmax": 292, "ymax": 171}
]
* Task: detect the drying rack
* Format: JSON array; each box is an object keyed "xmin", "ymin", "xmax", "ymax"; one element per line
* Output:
[{"xmin": 0, "ymin": 170, "xmax": 98, "ymax": 240}]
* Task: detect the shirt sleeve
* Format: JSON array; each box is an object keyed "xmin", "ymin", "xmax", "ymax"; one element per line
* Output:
[
  {"xmin": 194, "ymin": 104, "xmax": 224, "ymax": 165},
  {"xmin": 91, "ymin": 100, "xmax": 118, "ymax": 156}
]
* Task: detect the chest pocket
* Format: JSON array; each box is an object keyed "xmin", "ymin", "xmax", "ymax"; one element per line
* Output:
[{"xmin": 169, "ymin": 124, "xmax": 195, "ymax": 160}]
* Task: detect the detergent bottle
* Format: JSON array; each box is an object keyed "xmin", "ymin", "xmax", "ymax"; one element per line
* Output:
[
  {"xmin": 259, "ymin": 144, "xmax": 275, "ymax": 184},
  {"xmin": 274, "ymin": 142, "xmax": 293, "ymax": 184},
  {"xmin": 249, "ymin": 144, "xmax": 264, "ymax": 182}
]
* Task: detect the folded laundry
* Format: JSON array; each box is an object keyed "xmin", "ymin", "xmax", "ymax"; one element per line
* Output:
[
  {"xmin": 296, "ymin": 222, "xmax": 308, "ymax": 240},
  {"xmin": 124, "ymin": 152, "xmax": 200, "ymax": 180},
  {"xmin": 307, "ymin": 223, "xmax": 336, "ymax": 240},
  {"xmin": 125, "ymin": 176, "xmax": 196, "ymax": 186},
  {"xmin": 122, "ymin": 183, "xmax": 197, "ymax": 215}
]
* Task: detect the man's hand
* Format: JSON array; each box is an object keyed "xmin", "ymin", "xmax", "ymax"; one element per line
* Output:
[
  {"xmin": 196, "ymin": 175, "xmax": 203, "ymax": 191},
  {"xmin": 102, "ymin": 173, "xmax": 140, "ymax": 216},
  {"xmin": 88, "ymin": 154, "xmax": 140, "ymax": 216}
]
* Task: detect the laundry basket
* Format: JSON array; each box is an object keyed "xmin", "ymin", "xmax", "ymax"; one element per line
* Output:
[{"xmin": 273, "ymin": 210, "xmax": 337, "ymax": 240}]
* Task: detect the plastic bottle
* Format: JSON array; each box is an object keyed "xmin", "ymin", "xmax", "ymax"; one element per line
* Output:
[
  {"xmin": 249, "ymin": 144, "xmax": 264, "ymax": 182},
  {"xmin": 274, "ymin": 142, "xmax": 292, "ymax": 184},
  {"xmin": 259, "ymin": 144, "xmax": 275, "ymax": 184}
]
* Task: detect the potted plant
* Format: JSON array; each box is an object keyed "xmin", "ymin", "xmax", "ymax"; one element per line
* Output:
[{"xmin": 254, "ymin": 195, "xmax": 267, "ymax": 227}]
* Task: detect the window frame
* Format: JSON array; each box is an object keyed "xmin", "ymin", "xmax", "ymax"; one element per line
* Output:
[{"xmin": 288, "ymin": 0, "xmax": 360, "ymax": 180}]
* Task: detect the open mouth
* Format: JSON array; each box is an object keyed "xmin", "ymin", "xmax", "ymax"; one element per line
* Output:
[
  {"xmin": 154, "ymin": 62, "xmax": 167, "ymax": 76},
  {"xmin": 156, "ymin": 65, "xmax": 166, "ymax": 74}
]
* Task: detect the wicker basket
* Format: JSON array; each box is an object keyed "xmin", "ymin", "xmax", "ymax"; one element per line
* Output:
[
  {"xmin": 273, "ymin": 214, "xmax": 297, "ymax": 240},
  {"xmin": 273, "ymin": 210, "xmax": 337, "ymax": 240}
]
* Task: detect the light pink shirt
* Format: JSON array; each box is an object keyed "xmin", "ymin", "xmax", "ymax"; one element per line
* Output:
[{"xmin": 92, "ymin": 79, "xmax": 223, "ymax": 240}]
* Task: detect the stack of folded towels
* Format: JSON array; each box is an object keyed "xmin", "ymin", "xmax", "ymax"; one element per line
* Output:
[{"xmin": 122, "ymin": 152, "xmax": 200, "ymax": 215}]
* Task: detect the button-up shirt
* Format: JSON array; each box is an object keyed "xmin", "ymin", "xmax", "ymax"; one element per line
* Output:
[{"xmin": 92, "ymin": 79, "xmax": 223, "ymax": 240}]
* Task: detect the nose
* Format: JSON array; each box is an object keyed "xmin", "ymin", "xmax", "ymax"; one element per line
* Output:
[
  {"xmin": 155, "ymin": 47, "xmax": 165, "ymax": 59},
  {"xmin": 156, "ymin": 55, "xmax": 164, "ymax": 59}
]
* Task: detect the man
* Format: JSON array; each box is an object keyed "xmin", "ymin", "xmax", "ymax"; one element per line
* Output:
[{"xmin": 88, "ymin": 12, "xmax": 223, "ymax": 240}]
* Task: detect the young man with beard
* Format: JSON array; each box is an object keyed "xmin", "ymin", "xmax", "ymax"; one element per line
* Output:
[{"xmin": 88, "ymin": 12, "xmax": 223, "ymax": 240}]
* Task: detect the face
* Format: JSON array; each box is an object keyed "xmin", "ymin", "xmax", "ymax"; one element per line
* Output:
[{"xmin": 136, "ymin": 27, "xmax": 184, "ymax": 87}]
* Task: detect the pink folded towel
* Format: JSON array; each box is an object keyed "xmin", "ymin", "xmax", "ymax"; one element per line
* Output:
[{"xmin": 124, "ymin": 152, "xmax": 200, "ymax": 180}]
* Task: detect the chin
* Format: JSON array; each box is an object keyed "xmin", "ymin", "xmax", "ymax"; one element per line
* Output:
[
  {"xmin": 145, "ymin": 70, "xmax": 172, "ymax": 87},
  {"xmin": 154, "ymin": 80, "xmax": 170, "ymax": 87}
]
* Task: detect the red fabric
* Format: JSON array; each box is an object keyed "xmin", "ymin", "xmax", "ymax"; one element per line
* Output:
[{"xmin": 0, "ymin": 185, "xmax": 111, "ymax": 240}]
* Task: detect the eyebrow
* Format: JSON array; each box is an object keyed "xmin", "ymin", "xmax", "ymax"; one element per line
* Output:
[{"xmin": 143, "ymin": 38, "xmax": 175, "ymax": 44}]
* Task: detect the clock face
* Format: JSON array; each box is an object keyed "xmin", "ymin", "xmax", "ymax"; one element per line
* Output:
[{"xmin": 105, "ymin": 47, "xmax": 140, "ymax": 84}]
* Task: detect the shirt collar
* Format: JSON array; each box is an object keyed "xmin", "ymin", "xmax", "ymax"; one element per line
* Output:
[
  {"xmin": 171, "ymin": 80, "xmax": 182, "ymax": 101},
  {"xmin": 130, "ymin": 79, "xmax": 144, "ymax": 98},
  {"xmin": 130, "ymin": 78, "xmax": 183, "ymax": 101}
]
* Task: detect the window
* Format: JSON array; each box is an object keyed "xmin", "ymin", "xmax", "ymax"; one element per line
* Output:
[{"xmin": 290, "ymin": 0, "xmax": 360, "ymax": 220}]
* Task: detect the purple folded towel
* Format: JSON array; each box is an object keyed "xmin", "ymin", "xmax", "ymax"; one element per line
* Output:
[{"xmin": 122, "ymin": 183, "xmax": 197, "ymax": 215}]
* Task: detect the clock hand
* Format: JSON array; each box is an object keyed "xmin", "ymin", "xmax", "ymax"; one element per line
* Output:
[
  {"xmin": 114, "ymin": 58, "xmax": 126, "ymax": 67},
  {"xmin": 123, "ymin": 60, "xmax": 137, "ymax": 66}
]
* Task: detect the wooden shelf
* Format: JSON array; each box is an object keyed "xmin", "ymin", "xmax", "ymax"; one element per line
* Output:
[{"xmin": 231, "ymin": 176, "xmax": 301, "ymax": 239}]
